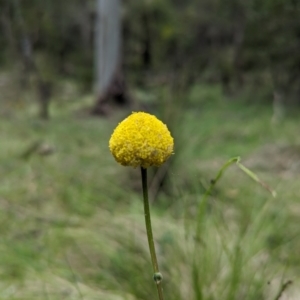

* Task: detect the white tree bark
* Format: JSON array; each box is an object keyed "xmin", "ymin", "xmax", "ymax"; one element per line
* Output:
[{"xmin": 94, "ymin": 0, "xmax": 121, "ymax": 97}]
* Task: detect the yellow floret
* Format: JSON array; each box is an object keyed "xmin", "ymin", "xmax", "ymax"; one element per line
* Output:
[{"xmin": 109, "ymin": 112, "xmax": 174, "ymax": 168}]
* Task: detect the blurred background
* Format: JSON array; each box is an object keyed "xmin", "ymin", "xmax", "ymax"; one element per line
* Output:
[
  {"xmin": 1, "ymin": 0, "xmax": 300, "ymax": 117},
  {"xmin": 0, "ymin": 0, "xmax": 300, "ymax": 299}
]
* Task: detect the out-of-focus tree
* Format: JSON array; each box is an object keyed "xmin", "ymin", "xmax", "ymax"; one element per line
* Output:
[
  {"xmin": 91, "ymin": 0, "xmax": 132, "ymax": 116},
  {"xmin": 0, "ymin": 0, "xmax": 299, "ymax": 113},
  {"xmin": 123, "ymin": 0, "xmax": 300, "ymax": 107},
  {"xmin": 94, "ymin": 0, "xmax": 121, "ymax": 99},
  {"xmin": 244, "ymin": 0, "xmax": 300, "ymax": 110},
  {"xmin": 0, "ymin": 0, "xmax": 95, "ymax": 118}
]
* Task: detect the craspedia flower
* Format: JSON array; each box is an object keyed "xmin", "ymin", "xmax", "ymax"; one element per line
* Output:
[{"xmin": 109, "ymin": 112, "xmax": 174, "ymax": 168}]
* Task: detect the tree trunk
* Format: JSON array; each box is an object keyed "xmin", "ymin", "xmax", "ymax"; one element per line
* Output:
[
  {"xmin": 92, "ymin": 0, "xmax": 131, "ymax": 116},
  {"xmin": 12, "ymin": 0, "xmax": 52, "ymax": 119},
  {"xmin": 37, "ymin": 81, "xmax": 52, "ymax": 120}
]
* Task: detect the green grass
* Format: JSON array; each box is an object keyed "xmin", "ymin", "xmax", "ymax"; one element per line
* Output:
[{"xmin": 0, "ymin": 91, "xmax": 300, "ymax": 299}]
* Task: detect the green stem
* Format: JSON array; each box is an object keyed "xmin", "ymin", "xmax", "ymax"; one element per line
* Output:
[
  {"xmin": 192, "ymin": 157, "xmax": 240, "ymax": 299},
  {"xmin": 141, "ymin": 167, "xmax": 164, "ymax": 300},
  {"xmin": 195, "ymin": 157, "xmax": 240, "ymax": 241}
]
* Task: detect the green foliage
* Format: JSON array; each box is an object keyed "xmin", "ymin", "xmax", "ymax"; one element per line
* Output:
[
  {"xmin": 0, "ymin": 0, "xmax": 94, "ymax": 90},
  {"xmin": 1, "ymin": 0, "xmax": 299, "ymax": 102},
  {"xmin": 0, "ymin": 95, "xmax": 299, "ymax": 299}
]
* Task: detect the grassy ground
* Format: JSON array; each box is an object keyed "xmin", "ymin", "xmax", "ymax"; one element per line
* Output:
[{"xmin": 0, "ymin": 88, "xmax": 300, "ymax": 299}]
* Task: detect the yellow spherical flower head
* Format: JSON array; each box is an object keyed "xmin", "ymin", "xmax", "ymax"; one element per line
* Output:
[{"xmin": 109, "ymin": 112, "xmax": 174, "ymax": 168}]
